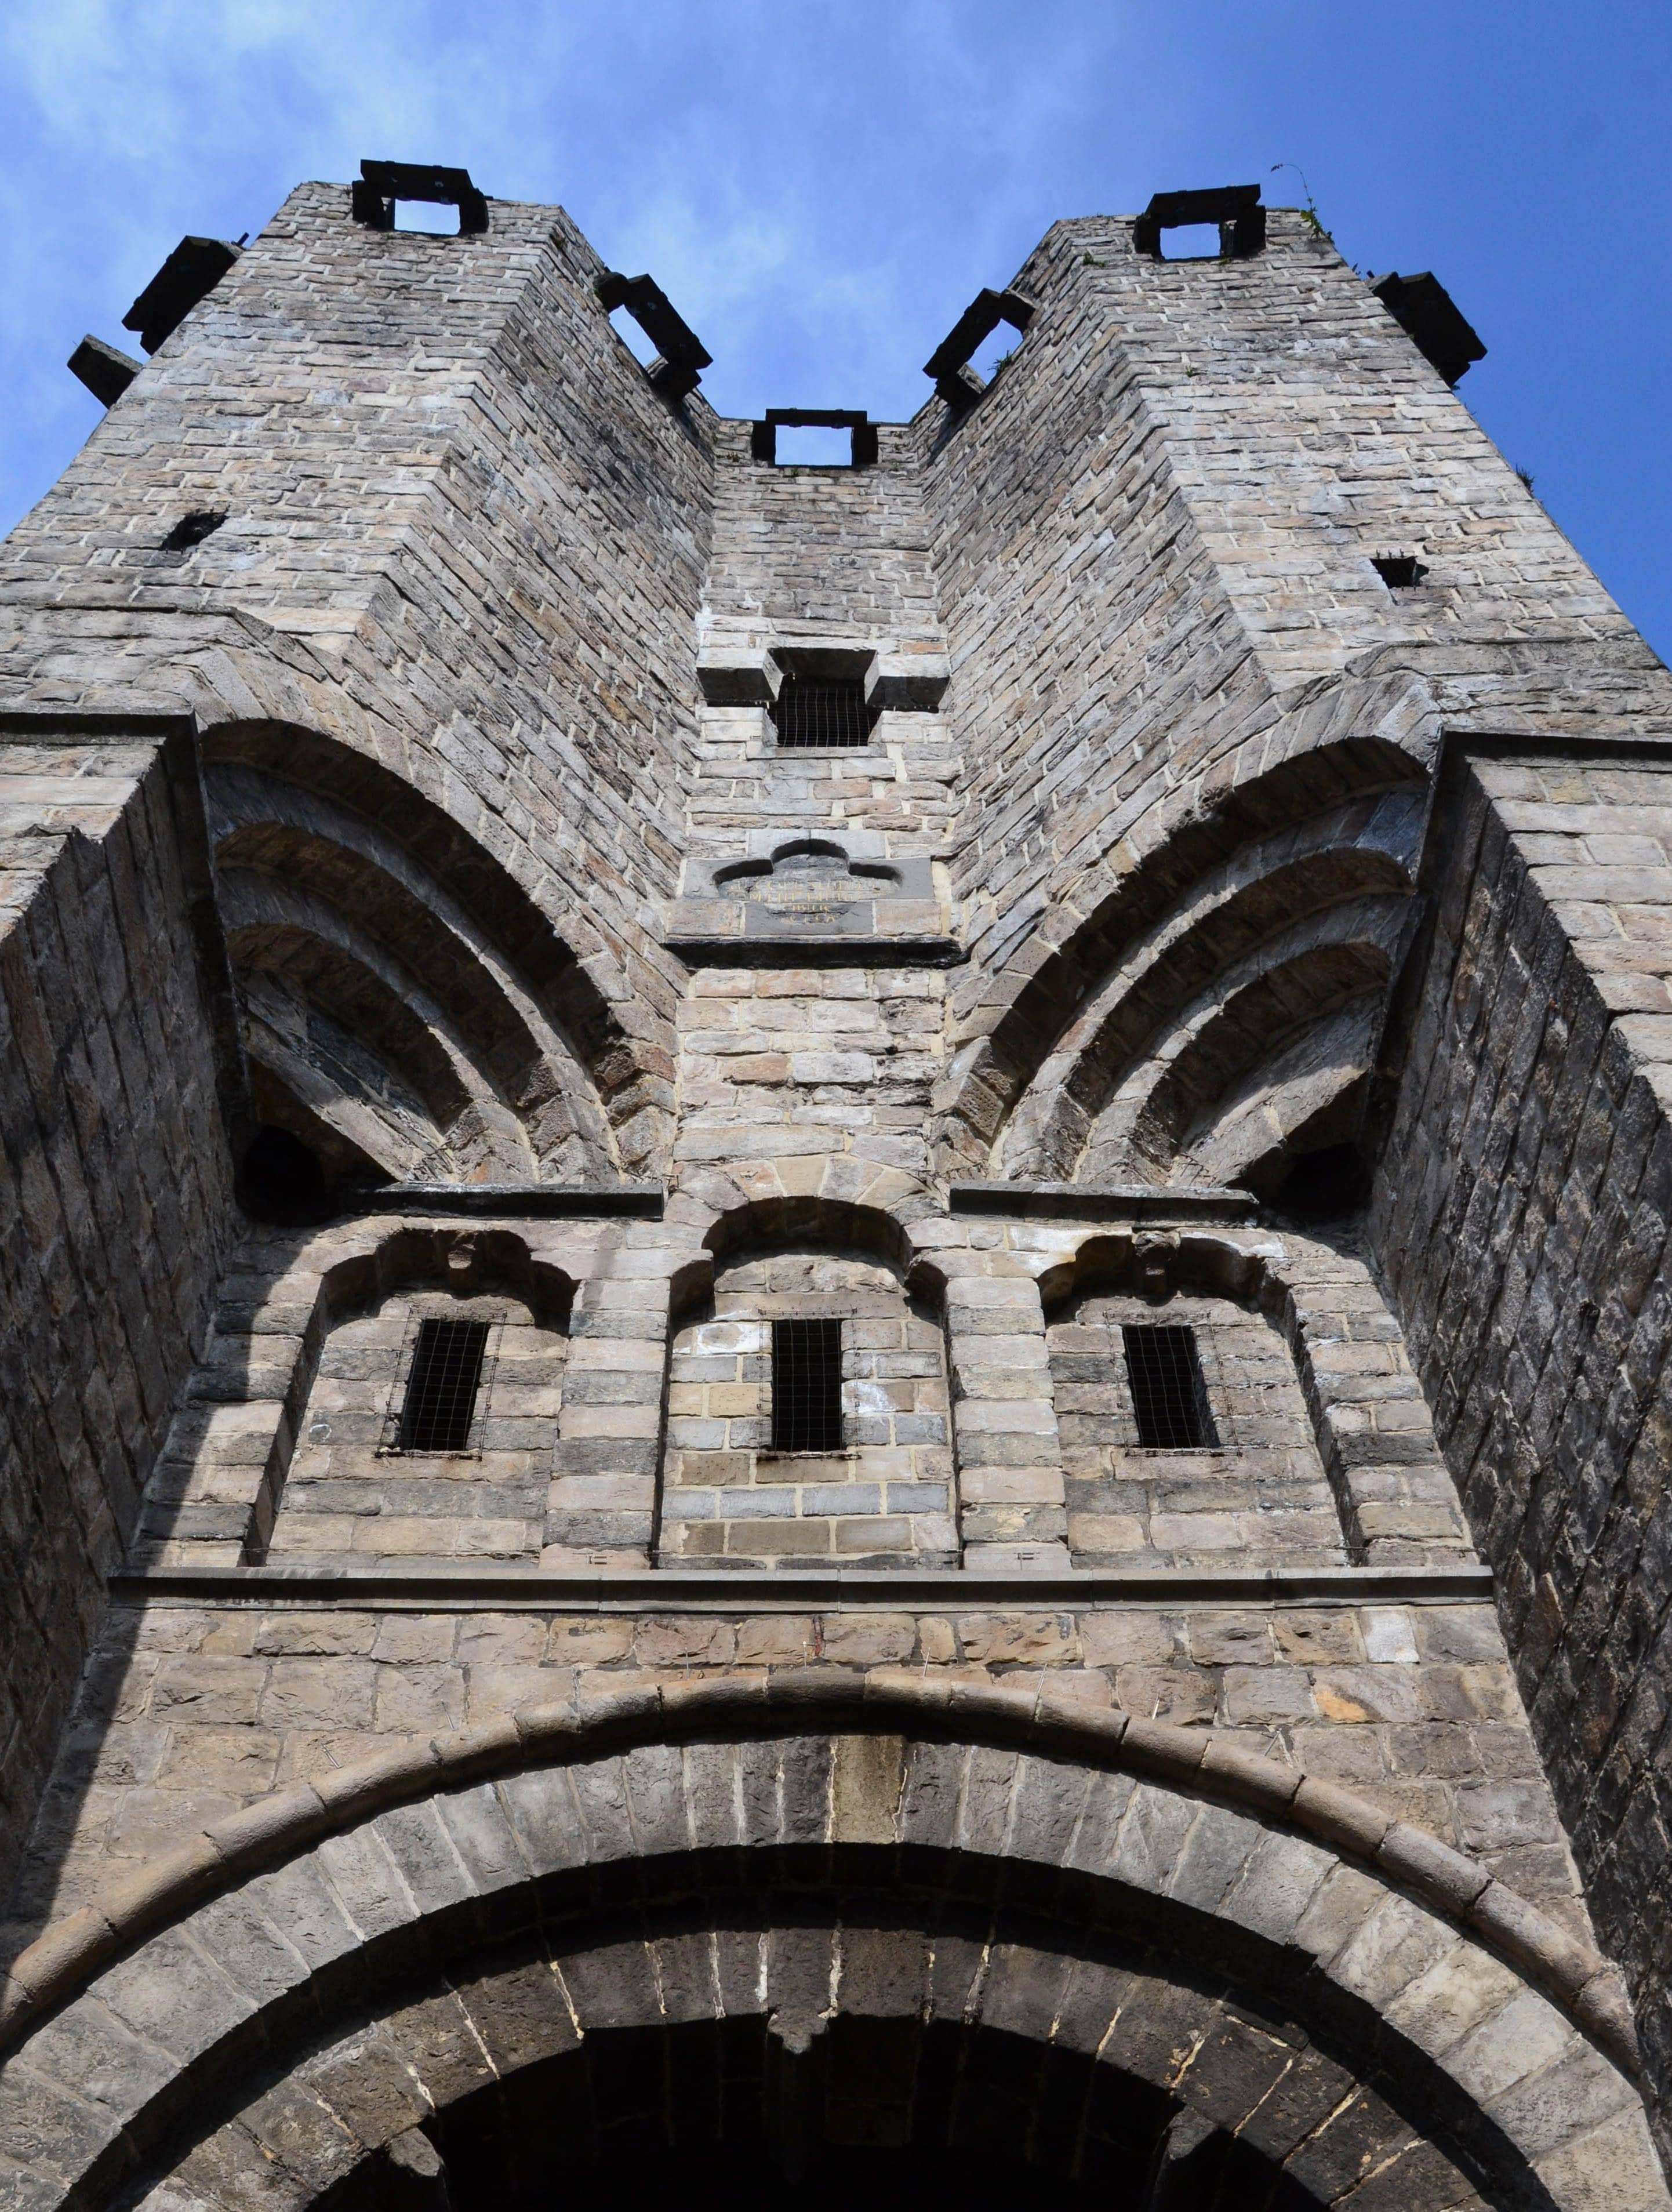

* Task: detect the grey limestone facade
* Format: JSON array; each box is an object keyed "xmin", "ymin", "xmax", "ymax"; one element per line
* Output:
[{"xmin": 0, "ymin": 166, "xmax": 1669, "ymax": 2206}]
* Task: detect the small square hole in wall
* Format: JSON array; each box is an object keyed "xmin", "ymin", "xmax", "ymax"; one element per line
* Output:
[
  {"xmin": 774, "ymin": 423, "xmax": 853, "ymax": 466},
  {"xmin": 1372, "ymin": 553, "xmax": 1428, "ymax": 589},
  {"xmin": 1160, "ymin": 223, "xmax": 1223, "ymax": 261},
  {"xmin": 968, "ymin": 324, "xmax": 1020, "ymax": 384},
  {"xmin": 609, "ymin": 307, "xmax": 661, "ymax": 368}
]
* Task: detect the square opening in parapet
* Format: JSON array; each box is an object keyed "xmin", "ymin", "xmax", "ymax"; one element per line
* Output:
[
  {"xmin": 608, "ymin": 307, "xmax": 661, "ymax": 366},
  {"xmin": 392, "ymin": 199, "xmax": 462, "ymax": 236},
  {"xmin": 1159, "ymin": 222, "xmax": 1223, "ymax": 261},
  {"xmin": 774, "ymin": 423, "xmax": 855, "ymax": 466},
  {"xmin": 968, "ymin": 325, "xmax": 1020, "ymax": 384}
]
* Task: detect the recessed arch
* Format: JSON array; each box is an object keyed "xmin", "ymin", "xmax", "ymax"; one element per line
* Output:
[
  {"xmin": 0, "ymin": 1681, "xmax": 1645, "ymax": 2212},
  {"xmin": 1120, "ymin": 929, "xmax": 1399, "ymax": 1183},
  {"xmin": 999, "ymin": 808, "xmax": 1420, "ymax": 1182},
  {"xmin": 216, "ymin": 813, "xmax": 567, "ymax": 1105},
  {"xmin": 202, "ymin": 720, "xmax": 666, "ymax": 1174},
  {"xmin": 940, "ymin": 746, "xmax": 1428, "ymax": 1178}
]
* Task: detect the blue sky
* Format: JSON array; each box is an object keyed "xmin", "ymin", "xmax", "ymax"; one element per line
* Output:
[{"xmin": 2, "ymin": 1, "xmax": 1667, "ymax": 657}]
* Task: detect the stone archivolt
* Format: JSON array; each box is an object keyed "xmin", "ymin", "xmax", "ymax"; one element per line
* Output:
[
  {"xmin": 2, "ymin": 179, "xmax": 1671, "ymax": 2198},
  {"xmin": 0, "ymin": 1681, "xmax": 1651, "ymax": 2211}
]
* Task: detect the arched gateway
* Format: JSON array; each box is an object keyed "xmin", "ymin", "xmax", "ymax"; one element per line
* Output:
[
  {"xmin": 4, "ymin": 168, "xmax": 1672, "ymax": 2212},
  {"xmin": 0, "ymin": 1681, "xmax": 1651, "ymax": 2211}
]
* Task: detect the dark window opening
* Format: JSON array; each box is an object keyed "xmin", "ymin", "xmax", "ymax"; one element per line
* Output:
[
  {"xmin": 1372, "ymin": 553, "xmax": 1427, "ymax": 589},
  {"xmin": 161, "ymin": 510, "xmax": 226, "ymax": 552},
  {"xmin": 1158, "ymin": 223, "xmax": 1223, "ymax": 262},
  {"xmin": 399, "ymin": 1317, "xmax": 490, "ymax": 1452},
  {"xmin": 771, "ymin": 1319, "xmax": 844, "ymax": 1453},
  {"xmin": 1122, "ymin": 1324, "xmax": 1217, "ymax": 1450},
  {"xmin": 772, "ymin": 677, "xmax": 878, "ymax": 749}
]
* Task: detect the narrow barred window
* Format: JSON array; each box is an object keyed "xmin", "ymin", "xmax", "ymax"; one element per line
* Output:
[
  {"xmin": 772, "ymin": 677, "xmax": 877, "ymax": 749},
  {"xmin": 1122, "ymin": 1324, "xmax": 1217, "ymax": 1450},
  {"xmin": 398, "ymin": 1317, "xmax": 490, "ymax": 1451},
  {"xmin": 771, "ymin": 1319, "xmax": 844, "ymax": 1452}
]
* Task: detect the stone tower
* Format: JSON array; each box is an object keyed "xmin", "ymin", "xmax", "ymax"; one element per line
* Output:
[{"xmin": 0, "ymin": 164, "xmax": 1669, "ymax": 2206}]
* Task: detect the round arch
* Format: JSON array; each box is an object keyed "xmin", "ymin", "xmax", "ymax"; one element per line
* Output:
[
  {"xmin": 0, "ymin": 1681, "xmax": 1653, "ymax": 2212},
  {"xmin": 938, "ymin": 746, "xmax": 1429, "ymax": 1178}
]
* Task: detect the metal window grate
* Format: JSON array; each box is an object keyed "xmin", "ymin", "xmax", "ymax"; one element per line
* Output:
[
  {"xmin": 398, "ymin": 1317, "xmax": 490, "ymax": 1452},
  {"xmin": 771, "ymin": 1319, "xmax": 844, "ymax": 1452},
  {"xmin": 771, "ymin": 677, "xmax": 877, "ymax": 750},
  {"xmin": 1122, "ymin": 1324, "xmax": 1218, "ymax": 1450}
]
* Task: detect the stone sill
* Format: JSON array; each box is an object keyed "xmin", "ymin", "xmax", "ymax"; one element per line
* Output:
[
  {"xmin": 345, "ymin": 1182, "xmax": 665, "ymax": 1219},
  {"xmin": 950, "ymin": 1181, "xmax": 1259, "ymax": 1222},
  {"xmin": 666, "ymin": 935, "xmax": 964, "ymax": 968},
  {"xmin": 110, "ymin": 1562, "xmax": 1494, "ymax": 1610}
]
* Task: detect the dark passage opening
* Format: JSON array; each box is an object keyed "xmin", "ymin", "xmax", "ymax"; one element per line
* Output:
[
  {"xmin": 1122, "ymin": 1324, "xmax": 1217, "ymax": 1450},
  {"xmin": 772, "ymin": 1317, "xmax": 844, "ymax": 1452},
  {"xmin": 1372, "ymin": 552, "xmax": 1428, "ymax": 589},
  {"xmin": 772, "ymin": 676, "xmax": 878, "ymax": 749},
  {"xmin": 399, "ymin": 1316, "xmax": 490, "ymax": 1452}
]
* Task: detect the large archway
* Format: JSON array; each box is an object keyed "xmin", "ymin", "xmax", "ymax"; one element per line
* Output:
[{"xmin": 0, "ymin": 1682, "xmax": 1654, "ymax": 2211}]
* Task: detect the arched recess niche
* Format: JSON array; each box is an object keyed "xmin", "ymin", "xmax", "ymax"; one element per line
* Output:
[
  {"xmin": 200, "ymin": 720, "xmax": 660, "ymax": 1195},
  {"xmin": 0, "ymin": 1684, "xmax": 1652, "ymax": 2212},
  {"xmin": 1038, "ymin": 1232, "xmax": 1356, "ymax": 1569},
  {"xmin": 657, "ymin": 1199, "xmax": 955, "ymax": 1571},
  {"xmin": 243, "ymin": 1226, "xmax": 574, "ymax": 1566},
  {"xmin": 940, "ymin": 742, "xmax": 1430, "ymax": 1189}
]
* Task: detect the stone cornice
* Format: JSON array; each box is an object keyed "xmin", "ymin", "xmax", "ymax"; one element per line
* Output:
[{"xmin": 110, "ymin": 1562, "xmax": 1493, "ymax": 1608}]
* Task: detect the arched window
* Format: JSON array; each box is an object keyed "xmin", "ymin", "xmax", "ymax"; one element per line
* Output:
[
  {"xmin": 660, "ymin": 1245, "xmax": 954, "ymax": 1569},
  {"xmin": 270, "ymin": 1262, "xmax": 569, "ymax": 1568},
  {"xmin": 1048, "ymin": 1285, "xmax": 1344, "ymax": 1569}
]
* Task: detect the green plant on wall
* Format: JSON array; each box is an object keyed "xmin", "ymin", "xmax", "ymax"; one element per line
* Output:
[{"xmin": 1271, "ymin": 161, "xmax": 1333, "ymax": 245}]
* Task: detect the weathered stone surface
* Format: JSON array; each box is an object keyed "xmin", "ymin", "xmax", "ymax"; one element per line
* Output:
[{"xmin": 1, "ymin": 174, "xmax": 1669, "ymax": 2191}]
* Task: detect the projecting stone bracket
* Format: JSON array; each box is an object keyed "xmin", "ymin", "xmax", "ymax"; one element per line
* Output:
[
  {"xmin": 923, "ymin": 285, "xmax": 1035, "ymax": 409},
  {"xmin": 351, "ymin": 159, "xmax": 488, "ymax": 235},
  {"xmin": 1132, "ymin": 183, "xmax": 1266, "ymax": 261},
  {"xmin": 696, "ymin": 641, "xmax": 949, "ymax": 711},
  {"xmin": 67, "ymin": 333, "xmax": 141, "ymax": 407},
  {"xmin": 1371, "ymin": 271, "xmax": 1486, "ymax": 386},
  {"xmin": 595, "ymin": 268, "xmax": 713, "ymax": 399},
  {"xmin": 122, "ymin": 234, "xmax": 241, "ymax": 354}
]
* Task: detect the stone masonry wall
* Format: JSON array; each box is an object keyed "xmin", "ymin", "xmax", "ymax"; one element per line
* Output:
[
  {"xmin": 659, "ymin": 1248, "xmax": 955, "ymax": 1566},
  {"xmin": 918, "ymin": 212, "xmax": 1656, "ymax": 1182},
  {"xmin": 1375, "ymin": 748, "xmax": 1672, "ymax": 2155},
  {"xmin": 0, "ymin": 186, "xmax": 717, "ymax": 1156},
  {"xmin": 0, "ymin": 729, "xmax": 240, "ymax": 1894},
  {"xmin": 4, "ymin": 1588, "xmax": 1584, "ymax": 1962},
  {"xmin": 1052, "ymin": 1288, "xmax": 1346, "ymax": 1568},
  {"xmin": 267, "ymin": 1287, "xmax": 569, "ymax": 1568}
]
